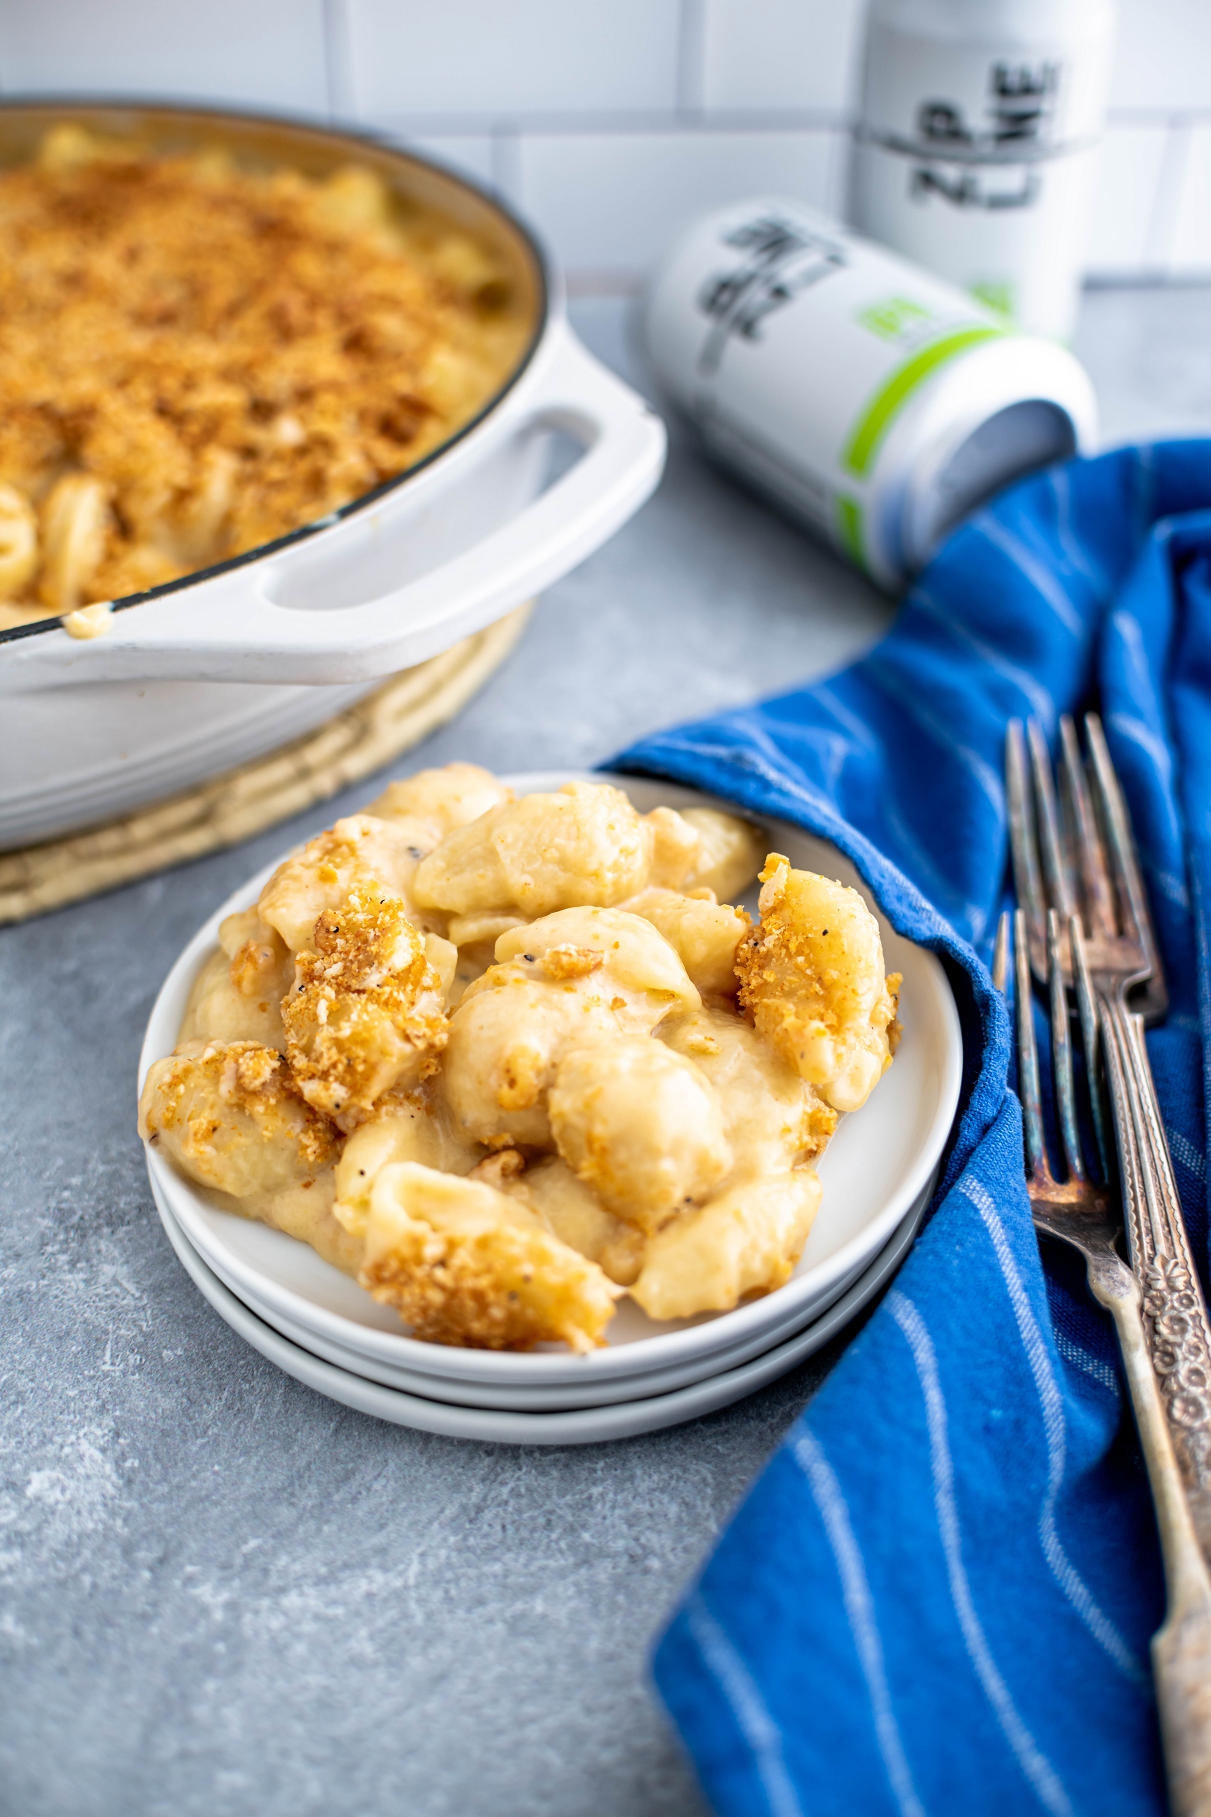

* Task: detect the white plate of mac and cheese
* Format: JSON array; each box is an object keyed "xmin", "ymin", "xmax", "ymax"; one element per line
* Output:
[{"xmin": 138, "ymin": 768, "xmax": 961, "ymax": 1422}]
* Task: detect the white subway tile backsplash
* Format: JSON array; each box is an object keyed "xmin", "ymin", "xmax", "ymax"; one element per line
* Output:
[
  {"xmin": 1085, "ymin": 124, "xmax": 1170, "ymax": 276},
  {"xmin": 0, "ymin": 0, "xmax": 330, "ymax": 111},
  {"xmin": 1169, "ymin": 125, "xmax": 1211, "ymax": 272},
  {"xmin": 0, "ymin": 0, "xmax": 1206, "ymax": 289},
  {"xmin": 517, "ymin": 127, "xmax": 838, "ymax": 276},
  {"xmin": 339, "ymin": 0, "xmax": 681, "ymax": 120},
  {"xmin": 701, "ymin": 0, "xmax": 863, "ymax": 116},
  {"xmin": 1110, "ymin": 0, "xmax": 1211, "ymax": 113}
]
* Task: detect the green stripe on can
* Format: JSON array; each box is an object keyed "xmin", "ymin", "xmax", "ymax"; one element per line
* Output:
[
  {"xmin": 842, "ymin": 326, "xmax": 1005, "ymax": 478},
  {"xmin": 836, "ymin": 495, "xmax": 865, "ymax": 567}
]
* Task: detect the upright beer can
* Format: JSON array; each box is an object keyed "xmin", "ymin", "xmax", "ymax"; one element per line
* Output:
[{"xmin": 851, "ymin": 0, "xmax": 1117, "ymax": 341}]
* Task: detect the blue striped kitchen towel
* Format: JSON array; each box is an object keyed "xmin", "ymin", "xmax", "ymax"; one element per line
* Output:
[{"xmin": 615, "ymin": 440, "xmax": 1211, "ymax": 1817}]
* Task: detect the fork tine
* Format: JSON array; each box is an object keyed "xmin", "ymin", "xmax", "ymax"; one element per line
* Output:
[
  {"xmin": 1059, "ymin": 714, "xmax": 1116, "ymax": 937},
  {"xmin": 1027, "ymin": 718, "xmax": 1076, "ymax": 922},
  {"xmin": 1013, "ymin": 908, "xmax": 1048, "ymax": 1177},
  {"xmin": 1006, "ymin": 720, "xmax": 1047, "ymax": 957},
  {"xmin": 992, "ymin": 909, "xmax": 1010, "ymax": 994},
  {"xmin": 1084, "ymin": 713, "xmax": 1153, "ymax": 957},
  {"xmin": 1069, "ymin": 912, "xmax": 1111, "ymax": 1181},
  {"xmin": 1048, "ymin": 908, "xmax": 1086, "ymax": 1181},
  {"xmin": 1085, "ymin": 713, "xmax": 1169, "ymax": 1019}
]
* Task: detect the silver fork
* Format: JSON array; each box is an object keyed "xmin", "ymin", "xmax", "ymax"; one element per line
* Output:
[
  {"xmin": 1007, "ymin": 712, "xmax": 1211, "ymax": 1558},
  {"xmin": 995, "ymin": 908, "xmax": 1211, "ymax": 1817}
]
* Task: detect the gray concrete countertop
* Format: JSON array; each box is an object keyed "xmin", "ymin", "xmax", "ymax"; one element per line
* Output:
[{"xmin": 3, "ymin": 286, "xmax": 1210, "ymax": 1817}]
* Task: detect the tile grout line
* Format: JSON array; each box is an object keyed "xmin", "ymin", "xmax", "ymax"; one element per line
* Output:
[
  {"xmin": 828, "ymin": 120, "xmax": 854, "ymax": 221},
  {"xmin": 1108, "ymin": 106, "xmax": 1211, "ymax": 129},
  {"xmin": 1144, "ymin": 117, "xmax": 1195, "ymax": 273},
  {"xmin": 321, "ymin": 107, "xmax": 1211, "ymax": 144},
  {"xmin": 350, "ymin": 106, "xmax": 851, "ymax": 138},
  {"xmin": 489, "ymin": 124, "xmax": 521, "ymax": 205},
  {"xmin": 676, "ymin": 0, "xmax": 707, "ymax": 121},
  {"xmin": 320, "ymin": 0, "xmax": 354, "ymax": 120}
]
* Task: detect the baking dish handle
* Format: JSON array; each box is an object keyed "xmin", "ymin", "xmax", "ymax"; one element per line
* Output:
[{"xmin": 1, "ymin": 323, "xmax": 666, "ymax": 690}]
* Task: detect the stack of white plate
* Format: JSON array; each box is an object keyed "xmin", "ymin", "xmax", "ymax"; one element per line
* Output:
[{"xmin": 140, "ymin": 777, "xmax": 963, "ymax": 1446}]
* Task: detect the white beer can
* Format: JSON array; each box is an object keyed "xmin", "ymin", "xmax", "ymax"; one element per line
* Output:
[
  {"xmin": 644, "ymin": 197, "xmax": 1097, "ymax": 591},
  {"xmin": 851, "ymin": 0, "xmax": 1117, "ymax": 341}
]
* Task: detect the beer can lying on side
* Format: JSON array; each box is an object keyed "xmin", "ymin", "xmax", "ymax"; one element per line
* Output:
[{"xmin": 643, "ymin": 198, "xmax": 1096, "ymax": 591}]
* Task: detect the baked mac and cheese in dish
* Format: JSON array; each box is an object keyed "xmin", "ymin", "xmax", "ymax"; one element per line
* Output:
[
  {"xmin": 139, "ymin": 768, "xmax": 901, "ymax": 1352},
  {"xmin": 0, "ymin": 126, "xmax": 530, "ymax": 633}
]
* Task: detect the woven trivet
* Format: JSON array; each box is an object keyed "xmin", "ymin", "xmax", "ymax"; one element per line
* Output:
[{"xmin": 0, "ymin": 603, "xmax": 531, "ymax": 925}]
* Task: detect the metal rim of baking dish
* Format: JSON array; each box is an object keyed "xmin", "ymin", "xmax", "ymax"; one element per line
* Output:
[{"xmin": 0, "ymin": 95, "xmax": 551, "ymax": 651}]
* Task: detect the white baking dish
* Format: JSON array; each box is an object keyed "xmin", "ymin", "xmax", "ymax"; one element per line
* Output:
[{"xmin": 0, "ymin": 104, "xmax": 666, "ymax": 850}]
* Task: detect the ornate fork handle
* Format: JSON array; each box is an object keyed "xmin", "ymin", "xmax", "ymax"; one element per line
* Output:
[
  {"xmin": 1004, "ymin": 903, "xmax": 1211, "ymax": 1812},
  {"xmin": 1100, "ymin": 991, "xmax": 1211, "ymax": 1560},
  {"xmin": 1084, "ymin": 1238, "xmax": 1211, "ymax": 1817}
]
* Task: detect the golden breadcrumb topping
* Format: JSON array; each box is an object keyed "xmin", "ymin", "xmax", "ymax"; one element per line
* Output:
[
  {"xmin": 0, "ymin": 127, "xmax": 529, "ymax": 630},
  {"xmin": 537, "ymin": 943, "xmax": 605, "ymax": 981},
  {"xmin": 139, "ymin": 1038, "xmax": 339, "ymax": 1184},
  {"xmin": 282, "ymin": 884, "xmax": 449, "ymax": 1129},
  {"xmin": 359, "ymin": 1163, "xmax": 619, "ymax": 1352},
  {"xmin": 736, "ymin": 855, "xmax": 901, "ymax": 1114}
]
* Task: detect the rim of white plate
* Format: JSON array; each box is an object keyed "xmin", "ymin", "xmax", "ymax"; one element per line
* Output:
[
  {"xmin": 154, "ymin": 1171, "xmax": 932, "ymax": 1411},
  {"xmin": 140, "ymin": 773, "xmax": 963, "ymax": 1386},
  {"xmin": 155, "ymin": 1177, "xmax": 918, "ymax": 1446}
]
